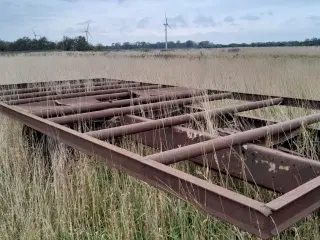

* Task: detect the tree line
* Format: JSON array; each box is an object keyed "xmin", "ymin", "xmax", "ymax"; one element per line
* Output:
[{"xmin": 1, "ymin": 36, "xmax": 320, "ymax": 52}]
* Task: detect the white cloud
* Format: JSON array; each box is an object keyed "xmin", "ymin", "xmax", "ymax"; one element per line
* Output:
[
  {"xmin": 1, "ymin": 0, "xmax": 320, "ymax": 44},
  {"xmin": 224, "ymin": 16, "xmax": 235, "ymax": 23},
  {"xmin": 193, "ymin": 15, "xmax": 216, "ymax": 27},
  {"xmin": 167, "ymin": 15, "xmax": 188, "ymax": 28},
  {"xmin": 240, "ymin": 14, "xmax": 260, "ymax": 21},
  {"xmin": 137, "ymin": 17, "xmax": 151, "ymax": 29}
]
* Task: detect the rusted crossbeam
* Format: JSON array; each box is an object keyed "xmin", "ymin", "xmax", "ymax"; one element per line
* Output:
[
  {"xmin": 209, "ymin": 89, "xmax": 320, "ymax": 110},
  {"xmin": 32, "ymin": 89, "xmax": 207, "ymax": 118},
  {"xmin": 6, "ymin": 85, "xmax": 162, "ymax": 105},
  {"xmin": 0, "ymin": 79, "xmax": 123, "ymax": 95},
  {"xmin": 121, "ymin": 115, "xmax": 320, "ymax": 193},
  {"xmin": 1, "ymin": 82, "xmax": 140, "ymax": 101},
  {"xmin": 0, "ymin": 78, "xmax": 126, "ymax": 91},
  {"xmin": 49, "ymin": 93, "xmax": 232, "ymax": 124},
  {"xmin": 87, "ymin": 98, "xmax": 283, "ymax": 139},
  {"xmin": 147, "ymin": 112, "xmax": 320, "ymax": 165},
  {"xmin": 186, "ymin": 105, "xmax": 320, "ymax": 147}
]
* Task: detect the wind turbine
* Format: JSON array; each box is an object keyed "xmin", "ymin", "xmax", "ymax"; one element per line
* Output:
[
  {"xmin": 163, "ymin": 13, "xmax": 171, "ymax": 50},
  {"xmin": 83, "ymin": 23, "xmax": 93, "ymax": 43},
  {"xmin": 32, "ymin": 29, "xmax": 39, "ymax": 39}
]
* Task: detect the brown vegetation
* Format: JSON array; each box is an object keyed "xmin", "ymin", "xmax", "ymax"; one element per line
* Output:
[{"xmin": 1, "ymin": 48, "xmax": 320, "ymax": 239}]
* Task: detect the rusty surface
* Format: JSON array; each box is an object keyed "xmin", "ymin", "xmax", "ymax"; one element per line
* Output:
[
  {"xmin": 87, "ymin": 97, "xmax": 283, "ymax": 139},
  {"xmin": 209, "ymin": 89, "xmax": 320, "ymax": 110},
  {"xmin": 0, "ymin": 102, "xmax": 273, "ymax": 239},
  {"xmin": 0, "ymin": 79, "xmax": 124, "ymax": 95},
  {"xmin": 7, "ymin": 85, "xmax": 162, "ymax": 105},
  {"xmin": 2, "ymin": 78, "xmax": 320, "ymax": 239},
  {"xmin": 121, "ymin": 115, "xmax": 320, "ymax": 194},
  {"xmin": 148, "ymin": 112, "xmax": 320, "ymax": 165},
  {"xmin": 0, "ymin": 78, "xmax": 126, "ymax": 91},
  {"xmin": 31, "ymin": 87, "xmax": 206, "ymax": 118},
  {"xmin": 53, "ymin": 92, "xmax": 131, "ymax": 107},
  {"xmin": 49, "ymin": 92, "xmax": 232, "ymax": 124},
  {"xmin": 0, "ymin": 82, "xmax": 140, "ymax": 101}
]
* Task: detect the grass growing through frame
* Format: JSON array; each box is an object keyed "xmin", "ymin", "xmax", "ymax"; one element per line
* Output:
[
  {"xmin": 1, "ymin": 48, "xmax": 320, "ymax": 239},
  {"xmin": 1, "ymin": 109, "xmax": 320, "ymax": 240},
  {"xmin": 0, "ymin": 115, "xmax": 256, "ymax": 240}
]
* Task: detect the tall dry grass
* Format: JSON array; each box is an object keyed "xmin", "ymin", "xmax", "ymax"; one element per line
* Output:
[
  {"xmin": 1, "ymin": 48, "xmax": 320, "ymax": 99},
  {"xmin": 1, "ymin": 48, "xmax": 320, "ymax": 239}
]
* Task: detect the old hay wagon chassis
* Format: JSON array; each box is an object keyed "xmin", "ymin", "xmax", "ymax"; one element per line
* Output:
[{"xmin": 1, "ymin": 78, "xmax": 320, "ymax": 239}]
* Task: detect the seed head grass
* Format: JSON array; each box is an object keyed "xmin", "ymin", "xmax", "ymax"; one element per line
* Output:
[{"xmin": 1, "ymin": 48, "xmax": 320, "ymax": 239}]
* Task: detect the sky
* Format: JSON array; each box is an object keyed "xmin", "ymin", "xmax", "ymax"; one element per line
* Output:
[{"xmin": 1, "ymin": 0, "xmax": 320, "ymax": 45}]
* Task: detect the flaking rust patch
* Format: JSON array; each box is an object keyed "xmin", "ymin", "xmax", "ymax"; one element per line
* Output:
[
  {"xmin": 186, "ymin": 130, "xmax": 202, "ymax": 140},
  {"xmin": 261, "ymin": 160, "xmax": 277, "ymax": 173},
  {"xmin": 259, "ymin": 160, "xmax": 290, "ymax": 172},
  {"xmin": 279, "ymin": 165, "xmax": 290, "ymax": 171}
]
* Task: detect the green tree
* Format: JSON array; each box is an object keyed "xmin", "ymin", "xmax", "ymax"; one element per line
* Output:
[
  {"xmin": 57, "ymin": 37, "xmax": 75, "ymax": 51},
  {"xmin": 0, "ymin": 40, "xmax": 9, "ymax": 51},
  {"xmin": 74, "ymin": 36, "xmax": 90, "ymax": 51},
  {"xmin": 10, "ymin": 37, "xmax": 32, "ymax": 51},
  {"xmin": 95, "ymin": 43, "xmax": 105, "ymax": 51},
  {"xmin": 186, "ymin": 40, "xmax": 195, "ymax": 48}
]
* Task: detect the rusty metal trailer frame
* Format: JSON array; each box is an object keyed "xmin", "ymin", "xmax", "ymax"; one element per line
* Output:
[{"xmin": 1, "ymin": 78, "xmax": 320, "ymax": 239}]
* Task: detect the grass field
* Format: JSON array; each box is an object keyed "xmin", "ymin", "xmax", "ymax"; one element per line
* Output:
[{"xmin": 1, "ymin": 48, "xmax": 320, "ymax": 240}]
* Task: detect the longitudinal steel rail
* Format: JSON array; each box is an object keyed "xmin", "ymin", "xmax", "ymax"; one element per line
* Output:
[{"xmin": 1, "ymin": 77, "xmax": 320, "ymax": 239}]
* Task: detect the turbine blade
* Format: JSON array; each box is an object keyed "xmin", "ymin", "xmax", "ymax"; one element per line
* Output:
[{"xmin": 88, "ymin": 32, "xmax": 93, "ymax": 39}]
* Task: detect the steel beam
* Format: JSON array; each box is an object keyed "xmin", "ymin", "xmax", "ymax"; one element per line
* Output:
[
  {"xmin": 208, "ymin": 89, "xmax": 320, "ymax": 110},
  {"xmin": 0, "ymin": 80, "xmax": 123, "ymax": 95},
  {"xmin": 7, "ymin": 85, "xmax": 162, "ymax": 105},
  {"xmin": 121, "ymin": 115, "xmax": 320, "ymax": 193},
  {"xmin": 50, "ymin": 93, "xmax": 232, "ymax": 124},
  {"xmin": 0, "ymin": 102, "xmax": 274, "ymax": 239},
  {"xmin": 188, "ymin": 107, "xmax": 320, "ymax": 146},
  {"xmin": 0, "ymin": 78, "xmax": 125, "ymax": 91},
  {"xmin": 94, "ymin": 92, "xmax": 132, "ymax": 101},
  {"xmin": 32, "ymin": 90, "xmax": 206, "ymax": 118},
  {"xmin": 87, "ymin": 98, "xmax": 283, "ymax": 139},
  {"xmin": 147, "ymin": 112, "xmax": 320, "ymax": 165},
  {"xmin": 265, "ymin": 175, "xmax": 320, "ymax": 235},
  {"xmin": 1, "ymin": 82, "xmax": 141, "ymax": 101}
]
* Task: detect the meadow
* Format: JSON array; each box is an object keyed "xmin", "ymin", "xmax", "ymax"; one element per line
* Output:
[{"xmin": 1, "ymin": 47, "xmax": 320, "ymax": 239}]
